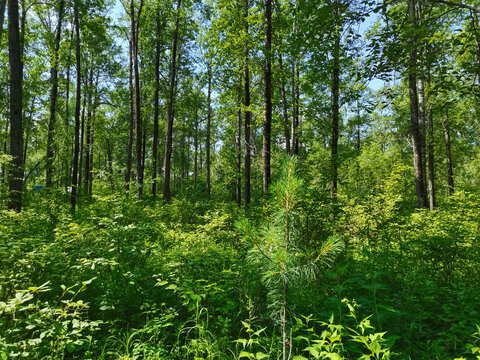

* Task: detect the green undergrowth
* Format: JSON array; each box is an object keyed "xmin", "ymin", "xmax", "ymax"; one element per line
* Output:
[{"xmin": 1, "ymin": 172, "xmax": 480, "ymax": 359}]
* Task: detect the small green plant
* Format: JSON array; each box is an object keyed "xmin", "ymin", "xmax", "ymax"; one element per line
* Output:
[{"xmin": 237, "ymin": 156, "xmax": 344, "ymax": 360}]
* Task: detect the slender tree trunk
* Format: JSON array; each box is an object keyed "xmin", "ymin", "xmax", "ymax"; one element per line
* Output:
[
  {"xmin": 194, "ymin": 111, "xmax": 199, "ymax": 183},
  {"xmin": 46, "ymin": 0, "xmax": 65, "ymax": 188},
  {"xmin": 407, "ymin": 0, "xmax": 428, "ymax": 208},
  {"xmin": 206, "ymin": 63, "xmax": 212, "ymax": 196},
  {"xmin": 443, "ymin": 112, "xmax": 454, "ymax": 195},
  {"xmin": 236, "ymin": 78, "xmax": 242, "ymax": 207},
  {"xmin": 132, "ymin": 0, "xmax": 144, "ymax": 199},
  {"xmin": 330, "ymin": 1, "xmax": 340, "ymax": 200},
  {"xmin": 8, "ymin": 0, "xmax": 24, "ymax": 212},
  {"xmin": 64, "ymin": 22, "xmax": 74, "ymax": 188},
  {"xmin": 417, "ymin": 69, "xmax": 427, "ymax": 195},
  {"xmin": 163, "ymin": 0, "xmax": 181, "ymax": 202},
  {"xmin": 279, "ymin": 52, "xmax": 290, "ymax": 155},
  {"xmin": 426, "ymin": 72, "xmax": 436, "ymax": 209},
  {"xmin": 151, "ymin": 15, "xmax": 161, "ymax": 198},
  {"xmin": 263, "ymin": 0, "xmax": 272, "ymax": 196},
  {"xmin": 84, "ymin": 70, "xmax": 94, "ymax": 193},
  {"xmin": 244, "ymin": 0, "xmax": 251, "ymax": 209},
  {"xmin": 70, "ymin": 0, "xmax": 81, "ymax": 212},
  {"xmin": 106, "ymin": 137, "xmax": 114, "ymax": 190},
  {"xmin": 125, "ymin": 31, "xmax": 134, "ymax": 190}
]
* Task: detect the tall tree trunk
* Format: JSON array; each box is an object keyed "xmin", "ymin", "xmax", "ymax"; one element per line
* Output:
[
  {"xmin": 79, "ymin": 67, "xmax": 90, "ymax": 191},
  {"xmin": 426, "ymin": 72, "xmax": 436, "ymax": 210},
  {"xmin": 443, "ymin": 111, "xmax": 454, "ymax": 195},
  {"xmin": 330, "ymin": 1, "xmax": 340, "ymax": 200},
  {"xmin": 194, "ymin": 111, "xmax": 199, "ymax": 183},
  {"xmin": 84, "ymin": 69, "xmax": 94, "ymax": 193},
  {"xmin": 279, "ymin": 52, "xmax": 290, "ymax": 155},
  {"xmin": 417, "ymin": 67, "xmax": 427, "ymax": 195},
  {"xmin": 407, "ymin": 0, "xmax": 428, "ymax": 208},
  {"xmin": 125, "ymin": 31, "xmax": 134, "ymax": 190},
  {"xmin": 244, "ymin": 0, "xmax": 251, "ymax": 209},
  {"xmin": 8, "ymin": 0, "xmax": 24, "ymax": 212},
  {"xmin": 132, "ymin": 0, "xmax": 144, "ymax": 199},
  {"xmin": 46, "ymin": 0, "xmax": 65, "ymax": 188},
  {"xmin": 106, "ymin": 137, "xmax": 114, "ymax": 190},
  {"xmin": 262, "ymin": 0, "xmax": 272, "ymax": 196},
  {"xmin": 70, "ymin": 0, "xmax": 81, "ymax": 212},
  {"xmin": 206, "ymin": 63, "xmax": 212, "ymax": 196},
  {"xmin": 163, "ymin": 0, "xmax": 181, "ymax": 202},
  {"xmin": 151, "ymin": 15, "xmax": 161, "ymax": 198},
  {"xmin": 236, "ymin": 78, "xmax": 242, "ymax": 207},
  {"xmin": 64, "ymin": 22, "xmax": 74, "ymax": 188}
]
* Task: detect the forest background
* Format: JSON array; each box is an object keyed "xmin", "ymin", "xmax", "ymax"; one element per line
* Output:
[{"xmin": 1, "ymin": 0, "xmax": 480, "ymax": 359}]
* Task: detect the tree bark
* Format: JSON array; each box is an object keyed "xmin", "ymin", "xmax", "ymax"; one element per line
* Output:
[
  {"xmin": 151, "ymin": 14, "xmax": 161, "ymax": 198},
  {"xmin": 132, "ymin": 0, "xmax": 144, "ymax": 199},
  {"xmin": 443, "ymin": 112, "xmax": 454, "ymax": 195},
  {"xmin": 262, "ymin": 0, "xmax": 272, "ymax": 196},
  {"xmin": 125, "ymin": 29, "xmax": 134, "ymax": 190},
  {"xmin": 236, "ymin": 78, "xmax": 242, "ymax": 207},
  {"xmin": 84, "ymin": 69, "xmax": 94, "ymax": 194},
  {"xmin": 427, "ymin": 103, "xmax": 436, "ymax": 209},
  {"xmin": 163, "ymin": 0, "xmax": 181, "ymax": 202},
  {"xmin": 70, "ymin": 0, "xmax": 81, "ymax": 212},
  {"xmin": 206, "ymin": 63, "xmax": 212, "ymax": 196},
  {"xmin": 244, "ymin": 0, "xmax": 251, "ymax": 209},
  {"xmin": 106, "ymin": 137, "xmax": 114, "ymax": 190},
  {"xmin": 407, "ymin": 0, "xmax": 428, "ymax": 208},
  {"xmin": 8, "ymin": 0, "xmax": 24, "ymax": 212},
  {"xmin": 194, "ymin": 111, "xmax": 199, "ymax": 183},
  {"xmin": 46, "ymin": 0, "xmax": 65, "ymax": 188},
  {"xmin": 330, "ymin": 1, "xmax": 340, "ymax": 200}
]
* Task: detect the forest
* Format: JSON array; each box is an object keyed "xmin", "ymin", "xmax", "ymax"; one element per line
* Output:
[{"xmin": 1, "ymin": 0, "xmax": 480, "ymax": 358}]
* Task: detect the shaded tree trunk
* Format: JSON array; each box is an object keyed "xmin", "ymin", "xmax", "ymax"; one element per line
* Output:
[
  {"xmin": 244, "ymin": 0, "xmax": 251, "ymax": 209},
  {"xmin": 443, "ymin": 112, "xmax": 454, "ymax": 195},
  {"xmin": 206, "ymin": 63, "xmax": 212, "ymax": 196},
  {"xmin": 106, "ymin": 137, "xmax": 114, "ymax": 190},
  {"xmin": 330, "ymin": 1, "xmax": 340, "ymax": 200},
  {"xmin": 46, "ymin": 0, "xmax": 65, "ymax": 188},
  {"xmin": 132, "ymin": 0, "xmax": 144, "ymax": 199},
  {"xmin": 8, "ymin": 0, "xmax": 24, "ymax": 212},
  {"xmin": 236, "ymin": 78, "xmax": 242, "ymax": 207},
  {"xmin": 262, "ymin": 0, "xmax": 272, "ymax": 196},
  {"xmin": 70, "ymin": 0, "xmax": 81, "ymax": 212},
  {"xmin": 84, "ymin": 70, "xmax": 94, "ymax": 194},
  {"xmin": 426, "ymin": 72, "xmax": 436, "ymax": 210},
  {"xmin": 163, "ymin": 0, "xmax": 181, "ymax": 202},
  {"xmin": 194, "ymin": 111, "xmax": 199, "ymax": 183},
  {"xmin": 125, "ymin": 30, "xmax": 134, "ymax": 190},
  {"xmin": 407, "ymin": 0, "xmax": 428, "ymax": 208},
  {"xmin": 151, "ymin": 15, "xmax": 161, "ymax": 198}
]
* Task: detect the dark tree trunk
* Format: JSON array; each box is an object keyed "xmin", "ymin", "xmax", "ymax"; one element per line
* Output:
[
  {"xmin": 163, "ymin": 0, "xmax": 181, "ymax": 202},
  {"xmin": 70, "ymin": 0, "xmax": 81, "ymax": 212},
  {"xmin": 125, "ymin": 30, "xmax": 134, "ymax": 190},
  {"xmin": 106, "ymin": 137, "xmax": 114, "ymax": 190},
  {"xmin": 151, "ymin": 15, "xmax": 161, "ymax": 198},
  {"xmin": 262, "ymin": 0, "xmax": 272, "ymax": 196},
  {"xmin": 194, "ymin": 111, "xmax": 199, "ymax": 183},
  {"xmin": 244, "ymin": 0, "xmax": 251, "ymax": 209},
  {"xmin": 46, "ymin": 0, "xmax": 65, "ymax": 188},
  {"xmin": 407, "ymin": 0, "xmax": 428, "ymax": 208},
  {"xmin": 427, "ymin": 103, "xmax": 436, "ymax": 209},
  {"xmin": 132, "ymin": 0, "xmax": 144, "ymax": 199},
  {"xmin": 417, "ymin": 69, "xmax": 427, "ymax": 194},
  {"xmin": 330, "ymin": 1, "xmax": 340, "ymax": 200},
  {"xmin": 64, "ymin": 22, "xmax": 74, "ymax": 188},
  {"xmin": 84, "ymin": 70, "xmax": 94, "ymax": 194},
  {"xmin": 279, "ymin": 52, "xmax": 290, "ymax": 155},
  {"xmin": 8, "ymin": 0, "xmax": 24, "ymax": 212},
  {"xmin": 443, "ymin": 112, "xmax": 454, "ymax": 195},
  {"xmin": 206, "ymin": 63, "xmax": 212, "ymax": 196},
  {"xmin": 236, "ymin": 78, "xmax": 242, "ymax": 207}
]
